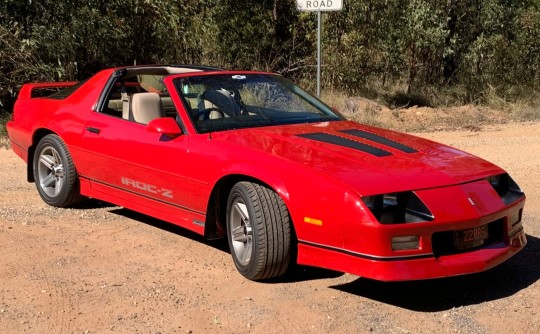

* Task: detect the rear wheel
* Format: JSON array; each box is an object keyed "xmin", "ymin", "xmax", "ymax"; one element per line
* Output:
[
  {"xmin": 226, "ymin": 181, "xmax": 292, "ymax": 281},
  {"xmin": 33, "ymin": 134, "xmax": 84, "ymax": 207}
]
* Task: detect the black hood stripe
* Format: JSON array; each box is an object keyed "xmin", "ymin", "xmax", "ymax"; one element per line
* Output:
[
  {"xmin": 297, "ymin": 132, "xmax": 392, "ymax": 157},
  {"xmin": 339, "ymin": 129, "xmax": 418, "ymax": 153}
]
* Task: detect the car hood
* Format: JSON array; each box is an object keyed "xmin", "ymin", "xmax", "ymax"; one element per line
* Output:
[{"xmin": 213, "ymin": 121, "xmax": 503, "ymax": 195}]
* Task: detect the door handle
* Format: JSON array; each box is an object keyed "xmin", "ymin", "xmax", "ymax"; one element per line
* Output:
[{"xmin": 86, "ymin": 126, "xmax": 100, "ymax": 134}]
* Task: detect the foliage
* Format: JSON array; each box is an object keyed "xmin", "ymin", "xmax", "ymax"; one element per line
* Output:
[
  {"xmin": 1, "ymin": 0, "xmax": 540, "ymax": 114},
  {"xmin": 209, "ymin": 0, "xmax": 314, "ymax": 74},
  {"xmin": 1, "ymin": 109, "xmax": 10, "ymax": 147}
]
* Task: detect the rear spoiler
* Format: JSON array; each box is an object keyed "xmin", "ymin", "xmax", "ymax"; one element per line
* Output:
[{"xmin": 18, "ymin": 82, "xmax": 78, "ymax": 99}]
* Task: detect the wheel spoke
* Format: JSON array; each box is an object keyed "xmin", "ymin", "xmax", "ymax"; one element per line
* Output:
[
  {"xmin": 241, "ymin": 240, "xmax": 252, "ymax": 263},
  {"xmin": 40, "ymin": 154, "xmax": 55, "ymax": 169},
  {"xmin": 52, "ymin": 149, "xmax": 61, "ymax": 164},
  {"xmin": 234, "ymin": 202, "xmax": 249, "ymax": 221},
  {"xmin": 54, "ymin": 176, "xmax": 64, "ymax": 196},
  {"xmin": 232, "ymin": 225, "xmax": 248, "ymax": 243},
  {"xmin": 41, "ymin": 173, "xmax": 56, "ymax": 188}
]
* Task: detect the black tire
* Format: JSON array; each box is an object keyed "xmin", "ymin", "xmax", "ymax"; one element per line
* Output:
[
  {"xmin": 226, "ymin": 181, "xmax": 292, "ymax": 280},
  {"xmin": 33, "ymin": 134, "xmax": 85, "ymax": 207}
]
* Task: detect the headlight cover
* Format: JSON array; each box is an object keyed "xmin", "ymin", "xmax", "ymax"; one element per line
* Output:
[
  {"xmin": 487, "ymin": 173, "xmax": 524, "ymax": 205},
  {"xmin": 362, "ymin": 191, "xmax": 434, "ymax": 224}
]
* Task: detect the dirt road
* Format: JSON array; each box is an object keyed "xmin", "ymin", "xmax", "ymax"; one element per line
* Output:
[{"xmin": 1, "ymin": 122, "xmax": 539, "ymax": 333}]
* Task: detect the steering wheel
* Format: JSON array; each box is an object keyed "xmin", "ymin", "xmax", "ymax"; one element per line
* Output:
[{"xmin": 194, "ymin": 107, "xmax": 225, "ymax": 120}]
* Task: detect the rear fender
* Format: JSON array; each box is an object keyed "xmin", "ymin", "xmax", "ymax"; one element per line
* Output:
[{"xmin": 27, "ymin": 128, "xmax": 57, "ymax": 182}]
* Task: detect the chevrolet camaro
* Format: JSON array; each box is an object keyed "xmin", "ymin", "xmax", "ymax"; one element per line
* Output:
[{"xmin": 6, "ymin": 65, "xmax": 527, "ymax": 281}]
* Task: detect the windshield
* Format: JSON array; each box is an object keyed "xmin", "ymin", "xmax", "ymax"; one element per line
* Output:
[{"xmin": 173, "ymin": 74, "xmax": 342, "ymax": 133}]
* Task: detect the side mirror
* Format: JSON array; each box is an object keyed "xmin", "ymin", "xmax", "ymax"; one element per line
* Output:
[{"xmin": 146, "ymin": 117, "xmax": 183, "ymax": 138}]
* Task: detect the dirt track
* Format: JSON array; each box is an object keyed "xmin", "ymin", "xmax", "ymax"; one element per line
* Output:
[{"xmin": 1, "ymin": 122, "xmax": 539, "ymax": 333}]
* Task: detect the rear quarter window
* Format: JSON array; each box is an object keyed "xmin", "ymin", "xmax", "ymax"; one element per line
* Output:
[{"xmin": 48, "ymin": 79, "xmax": 88, "ymax": 99}]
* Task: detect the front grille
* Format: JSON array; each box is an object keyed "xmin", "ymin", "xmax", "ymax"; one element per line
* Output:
[{"xmin": 432, "ymin": 219, "xmax": 504, "ymax": 257}]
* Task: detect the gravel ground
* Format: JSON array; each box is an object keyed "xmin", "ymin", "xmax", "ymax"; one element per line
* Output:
[{"xmin": 0, "ymin": 122, "xmax": 539, "ymax": 333}]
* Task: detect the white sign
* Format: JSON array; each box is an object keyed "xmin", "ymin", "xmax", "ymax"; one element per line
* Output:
[{"xmin": 296, "ymin": 0, "xmax": 342, "ymax": 12}]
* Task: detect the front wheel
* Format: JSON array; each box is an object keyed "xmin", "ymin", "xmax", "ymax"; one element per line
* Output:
[
  {"xmin": 226, "ymin": 181, "xmax": 292, "ymax": 281},
  {"xmin": 33, "ymin": 134, "xmax": 85, "ymax": 207}
]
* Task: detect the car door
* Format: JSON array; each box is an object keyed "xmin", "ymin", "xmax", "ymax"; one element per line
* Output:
[
  {"xmin": 79, "ymin": 110, "xmax": 192, "ymax": 202},
  {"xmin": 74, "ymin": 96, "xmax": 215, "ymax": 235}
]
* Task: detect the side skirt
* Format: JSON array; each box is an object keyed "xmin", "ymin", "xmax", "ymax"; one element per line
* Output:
[{"xmin": 79, "ymin": 176, "xmax": 206, "ymax": 235}]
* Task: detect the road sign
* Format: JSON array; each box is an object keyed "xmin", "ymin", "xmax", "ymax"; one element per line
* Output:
[
  {"xmin": 296, "ymin": 1, "xmax": 344, "ymax": 97},
  {"xmin": 296, "ymin": 0, "xmax": 342, "ymax": 12}
]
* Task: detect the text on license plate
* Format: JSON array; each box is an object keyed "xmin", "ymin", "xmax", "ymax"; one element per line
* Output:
[{"xmin": 454, "ymin": 225, "xmax": 489, "ymax": 248}]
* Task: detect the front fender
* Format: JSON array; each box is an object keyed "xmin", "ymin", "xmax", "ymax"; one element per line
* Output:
[
  {"xmin": 219, "ymin": 161, "xmax": 291, "ymax": 202},
  {"xmin": 215, "ymin": 159, "xmax": 362, "ymax": 251}
]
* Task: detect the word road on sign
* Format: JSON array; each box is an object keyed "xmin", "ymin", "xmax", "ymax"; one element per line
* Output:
[{"xmin": 296, "ymin": 0, "xmax": 343, "ymax": 12}]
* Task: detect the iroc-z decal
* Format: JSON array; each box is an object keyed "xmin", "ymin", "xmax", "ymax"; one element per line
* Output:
[{"xmin": 121, "ymin": 177, "xmax": 173, "ymax": 199}]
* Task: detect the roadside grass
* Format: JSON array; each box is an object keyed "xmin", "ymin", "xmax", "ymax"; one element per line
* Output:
[
  {"xmin": 321, "ymin": 85, "xmax": 540, "ymax": 132},
  {"xmin": 483, "ymin": 86, "xmax": 540, "ymax": 122},
  {"xmin": 510, "ymin": 104, "xmax": 540, "ymax": 121}
]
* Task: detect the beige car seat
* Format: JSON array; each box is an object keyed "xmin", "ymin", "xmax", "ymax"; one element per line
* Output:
[{"xmin": 130, "ymin": 92, "xmax": 165, "ymax": 124}]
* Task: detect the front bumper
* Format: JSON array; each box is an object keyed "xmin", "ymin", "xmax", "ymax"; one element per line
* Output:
[
  {"xmin": 297, "ymin": 227, "xmax": 526, "ymax": 281},
  {"xmin": 296, "ymin": 178, "xmax": 526, "ymax": 281}
]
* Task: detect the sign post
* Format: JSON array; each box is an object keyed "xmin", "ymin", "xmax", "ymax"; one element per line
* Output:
[{"xmin": 296, "ymin": 1, "xmax": 343, "ymax": 97}]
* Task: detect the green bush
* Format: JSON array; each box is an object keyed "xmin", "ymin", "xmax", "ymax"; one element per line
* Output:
[
  {"xmin": 0, "ymin": 110, "xmax": 10, "ymax": 137},
  {"xmin": 1, "ymin": 0, "xmax": 540, "ymax": 113}
]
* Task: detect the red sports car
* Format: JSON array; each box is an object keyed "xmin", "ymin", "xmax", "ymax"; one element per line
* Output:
[{"xmin": 6, "ymin": 65, "xmax": 527, "ymax": 281}]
